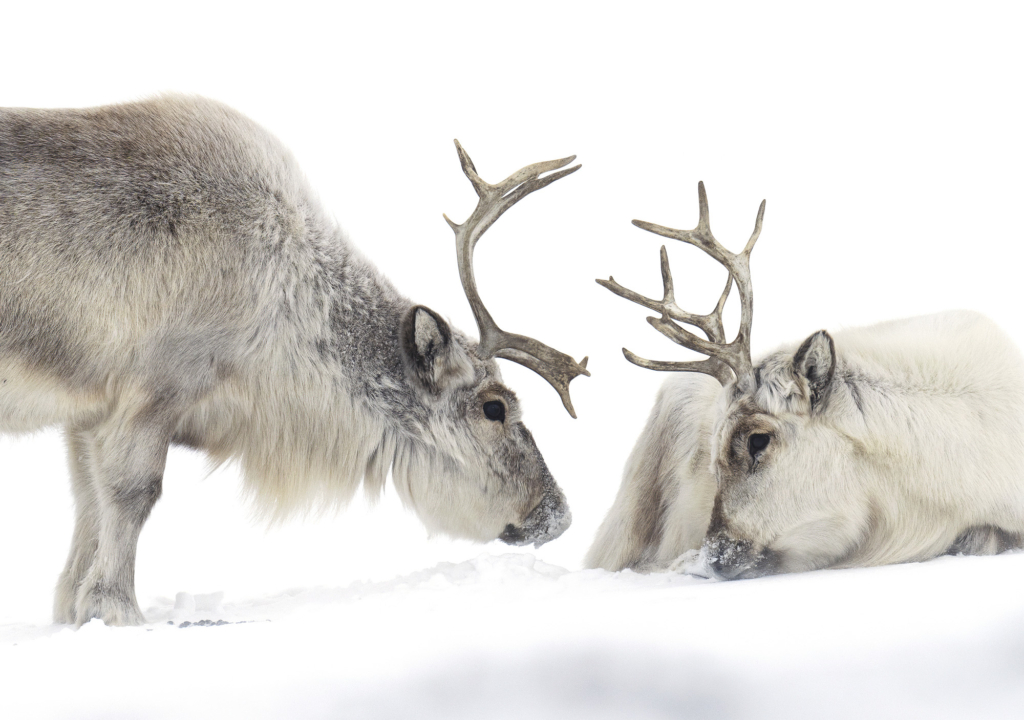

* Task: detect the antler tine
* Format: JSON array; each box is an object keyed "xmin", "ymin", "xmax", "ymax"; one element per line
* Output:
[
  {"xmin": 622, "ymin": 348, "xmax": 734, "ymax": 385},
  {"xmin": 445, "ymin": 141, "xmax": 589, "ymax": 418},
  {"xmin": 596, "ymin": 246, "xmax": 732, "ymax": 343},
  {"xmin": 743, "ymin": 199, "xmax": 767, "ymax": 255},
  {"xmin": 599, "ymin": 182, "xmax": 766, "ymax": 390},
  {"xmin": 597, "ymin": 245, "xmax": 735, "ymax": 384},
  {"xmin": 451, "ymin": 140, "xmax": 580, "ymax": 231}
]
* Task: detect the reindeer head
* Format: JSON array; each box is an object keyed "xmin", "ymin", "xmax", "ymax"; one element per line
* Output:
[
  {"xmin": 392, "ymin": 143, "xmax": 589, "ymax": 548},
  {"xmin": 601, "ymin": 183, "xmax": 863, "ymax": 577},
  {"xmin": 701, "ymin": 328, "xmax": 866, "ymax": 579}
]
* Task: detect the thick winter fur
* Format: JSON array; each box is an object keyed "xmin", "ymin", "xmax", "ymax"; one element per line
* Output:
[
  {"xmin": 0, "ymin": 96, "xmax": 570, "ymax": 625},
  {"xmin": 587, "ymin": 311, "xmax": 1024, "ymax": 577},
  {"xmin": 584, "ymin": 374, "xmax": 720, "ymax": 572}
]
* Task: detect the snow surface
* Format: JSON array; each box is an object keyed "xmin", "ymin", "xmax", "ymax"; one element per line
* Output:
[
  {"xmin": 3, "ymin": 1, "xmax": 1024, "ymax": 718},
  {"xmin": 3, "ymin": 551, "xmax": 1024, "ymax": 719}
]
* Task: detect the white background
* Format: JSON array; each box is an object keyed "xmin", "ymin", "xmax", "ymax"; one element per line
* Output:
[{"xmin": 1, "ymin": 2, "xmax": 1023, "ymax": 718}]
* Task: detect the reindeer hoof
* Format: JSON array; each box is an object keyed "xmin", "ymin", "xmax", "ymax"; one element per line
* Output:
[{"xmin": 75, "ymin": 580, "xmax": 145, "ymax": 627}]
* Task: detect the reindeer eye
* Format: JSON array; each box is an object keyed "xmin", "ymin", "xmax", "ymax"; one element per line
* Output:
[
  {"xmin": 748, "ymin": 433, "xmax": 770, "ymax": 456},
  {"xmin": 483, "ymin": 401, "xmax": 506, "ymax": 423}
]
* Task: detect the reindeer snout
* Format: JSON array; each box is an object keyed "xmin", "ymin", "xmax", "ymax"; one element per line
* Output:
[
  {"xmin": 702, "ymin": 530, "xmax": 779, "ymax": 580},
  {"xmin": 499, "ymin": 487, "xmax": 572, "ymax": 548}
]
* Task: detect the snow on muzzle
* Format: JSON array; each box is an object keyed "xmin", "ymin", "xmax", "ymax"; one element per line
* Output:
[
  {"xmin": 499, "ymin": 484, "xmax": 572, "ymax": 548},
  {"xmin": 702, "ymin": 529, "xmax": 780, "ymax": 580}
]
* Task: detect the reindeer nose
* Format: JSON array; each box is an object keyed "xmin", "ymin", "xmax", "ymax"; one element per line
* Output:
[
  {"xmin": 533, "ymin": 491, "xmax": 572, "ymax": 547},
  {"xmin": 703, "ymin": 531, "xmax": 779, "ymax": 580},
  {"xmin": 498, "ymin": 488, "xmax": 572, "ymax": 548}
]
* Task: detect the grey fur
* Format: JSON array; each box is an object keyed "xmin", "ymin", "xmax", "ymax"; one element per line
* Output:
[
  {"xmin": 0, "ymin": 96, "xmax": 572, "ymax": 625},
  {"xmin": 792, "ymin": 330, "xmax": 836, "ymax": 409}
]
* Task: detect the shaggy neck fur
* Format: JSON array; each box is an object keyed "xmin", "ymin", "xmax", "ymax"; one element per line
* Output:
[{"xmin": 185, "ymin": 214, "xmax": 465, "ymax": 521}]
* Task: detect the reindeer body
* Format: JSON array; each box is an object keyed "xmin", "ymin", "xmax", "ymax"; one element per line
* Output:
[
  {"xmin": 0, "ymin": 96, "xmax": 578, "ymax": 625},
  {"xmin": 591, "ymin": 179, "xmax": 1024, "ymax": 578},
  {"xmin": 585, "ymin": 373, "xmax": 719, "ymax": 572},
  {"xmin": 589, "ymin": 311, "xmax": 1024, "ymax": 575}
]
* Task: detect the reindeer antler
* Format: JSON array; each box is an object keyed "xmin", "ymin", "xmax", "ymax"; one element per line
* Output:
[
  {"xmin": 598, "ymin": 182, "xmax": 765, "ymax": 391},
  {"xmin": 444, "ymin": 140, "xmax": 590, "ymax": 418}
]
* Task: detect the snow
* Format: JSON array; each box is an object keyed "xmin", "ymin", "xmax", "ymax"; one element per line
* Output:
[
  {"xmin": 4, "ymin": 552, "xmax": 1024, "ymax": 719},
  {"xmin": 3, "ymin": 1, "xmax": 1024, "ymax": 718}
]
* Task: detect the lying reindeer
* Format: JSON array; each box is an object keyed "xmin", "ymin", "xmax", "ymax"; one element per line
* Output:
[
  {"xmin": 0, "ymin": 96, "xmax": 589, "ymax": 625},
  {"xmin": 587, "ymin": 182, "xmax": 1024, "ymax": 579}
]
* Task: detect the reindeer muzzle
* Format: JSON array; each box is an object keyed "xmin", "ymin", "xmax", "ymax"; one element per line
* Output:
[
  {"xmin": 702, "ymin": 530, "xmax": 779, "ymax": 580},
  {"xmin": 498, "ymin": 485, "xmax": 572, "ymax": 549}
]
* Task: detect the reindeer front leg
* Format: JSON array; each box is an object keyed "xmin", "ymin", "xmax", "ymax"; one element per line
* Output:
[
  {"xmin": 54, "ymin": 429, "xmax": 102, "ymax": 624},
  {"xmin": 72, "ymin": 410, "xmax": 170, "ymax": 627}
]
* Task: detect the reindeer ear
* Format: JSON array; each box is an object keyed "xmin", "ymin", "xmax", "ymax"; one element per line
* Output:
[
  {"xmin": 400, "ymin": 306, "xmax": 476, "ymax": 395},
  {"xmin": 793, "ymin": 330, "xmax": 836, "ymax": 408}
]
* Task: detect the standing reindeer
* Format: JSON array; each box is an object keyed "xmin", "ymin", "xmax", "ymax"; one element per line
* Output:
[
  {"xmin": 0, "ymin": 96, "xmax": 589, "ymax": 625},
  {"xmin": 587, "ymin": 182, "xmax": 1024, "ymax": 578}
]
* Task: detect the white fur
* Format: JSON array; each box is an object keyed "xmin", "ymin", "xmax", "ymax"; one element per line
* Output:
[{"xmin": 587, "ymin": 311, "xmax": 1024, "ymax": 575}]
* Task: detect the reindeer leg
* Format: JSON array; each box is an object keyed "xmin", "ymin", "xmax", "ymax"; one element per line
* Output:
[
  {"xmin": 73, "ymin": 409, "xmax": 170, "ymax": 627},
  {"xmin": 947, "ymin": 526, "xmax": 1022, "ymax": 556},
  {"xmin": 54, "ymin": 428, "xmax": 101, "ymax": 624}
]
